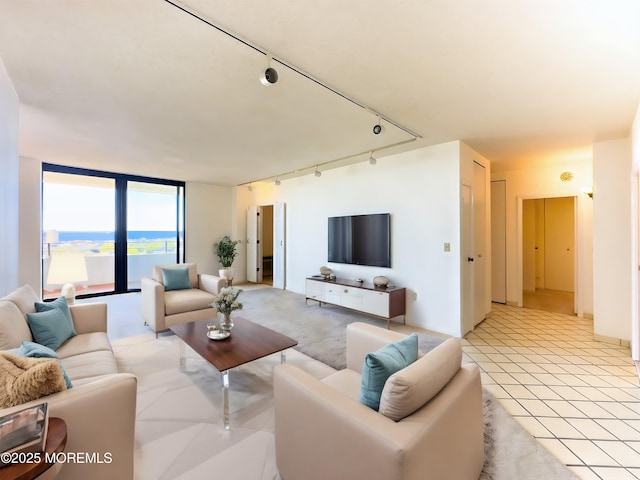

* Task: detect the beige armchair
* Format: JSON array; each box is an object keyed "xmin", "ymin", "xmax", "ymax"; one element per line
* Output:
[
  {"xmin": 273, "ymin": 322, "xmax": 484, "ymax": 480},
  {"xmin": 141, "ymin": 263, "xmax": 226, "ymax": 335}
]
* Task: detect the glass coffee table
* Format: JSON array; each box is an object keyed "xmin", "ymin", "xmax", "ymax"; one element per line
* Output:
[{"xmin": 170, "ymin": 317, "xmax": 297, "ymax": 430}]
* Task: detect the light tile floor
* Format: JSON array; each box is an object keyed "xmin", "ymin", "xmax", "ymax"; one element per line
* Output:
[{"xmin": 464, "ymin": 304, "xmax": 640, "ymax": 480}]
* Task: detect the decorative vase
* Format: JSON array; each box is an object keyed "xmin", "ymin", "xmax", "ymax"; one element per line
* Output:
[
  {"xmin": 219, "ymin": 268, "xmax": 234, "ymax": 286},
  {"xmin": 373, "ymin": 275, "xmax": 390, "ymax": 288},
  {"xmin": 219, "ymin": 313, "xmax": 234, "ymax": 332}
]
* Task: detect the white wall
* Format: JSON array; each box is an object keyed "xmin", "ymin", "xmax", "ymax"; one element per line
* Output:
[
  {"xmin": 0, "ymin": 58, "xmax": 19, "ymax": 296},
  {"xmin": 593, "ymin": 138, "xmax": 632, "ymax": 342},
  {"xmin": 491, "ymin": 156, "xmax": 593, "ymax": 317},
  {"xmin": 234, "ymin": 141, "xmax": 488, "ymax": 337},
  {"xmin": 632, "ymin": 103, "xmax": 640, "ymax": 359},
  {"xmin": 19, "ymin": 157, "xmax": 42, "ymax": 290},
  {"xmin": 185, "ymin": 181, "xmax": 233, "ymax": 275}
]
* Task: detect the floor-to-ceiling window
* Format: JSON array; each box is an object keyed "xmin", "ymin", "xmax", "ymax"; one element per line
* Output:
[{"xmin": 42, "ymin": 164, "xmax": 185, "ymax": 300}]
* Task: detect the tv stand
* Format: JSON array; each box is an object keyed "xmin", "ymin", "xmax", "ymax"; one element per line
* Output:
[{"xmin": 305, "ymin": 276, "xmax": 406, "ymax": 328}]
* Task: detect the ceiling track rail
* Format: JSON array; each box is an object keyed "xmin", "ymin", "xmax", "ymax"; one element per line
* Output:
[
  {"xmin": 163, "ymin": 0, "xmax": 422, "ymax": 140},
  {"xmin": 239, "ymin": 137, "xmax": 418, "ymax": 187}
]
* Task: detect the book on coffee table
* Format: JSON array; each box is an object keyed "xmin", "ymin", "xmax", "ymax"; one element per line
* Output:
[{"xmin": 0, "ymin": 403, "xmax": 49, "ymax": 462}]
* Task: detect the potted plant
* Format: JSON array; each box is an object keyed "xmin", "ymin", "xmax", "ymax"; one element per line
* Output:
[{"xmin": 213, "ymin": 235, "xmax": 241, "ymax": 284}]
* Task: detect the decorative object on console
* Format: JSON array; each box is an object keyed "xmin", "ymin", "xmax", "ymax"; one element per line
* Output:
[
  {"xmin": 210, "ymin": 287, "xmax": 243, "ymax": 332},
  {"xmin": 213, "ymin": 235, "xmax": 241, "ymax": 285},
  {"xmin": 373, "ymin": 275, "xmax": 390, "ymax": 287},
  {"xmin": 319, "ymin": 266, "xmax": 333, "ymax": 278}
]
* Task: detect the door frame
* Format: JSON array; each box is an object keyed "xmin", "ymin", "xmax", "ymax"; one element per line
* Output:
[
  {"xmin": 246, "ymin": 202, "xmax": 286, "ymax": 289},
  {"xmin": 516, "ymin": 195, "xmax": 579, "ymax": 313}
]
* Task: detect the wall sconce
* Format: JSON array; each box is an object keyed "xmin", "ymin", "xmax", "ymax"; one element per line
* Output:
[{"xmin": 580, "ymin": 186, "xmax": 594, "ymax": 199}]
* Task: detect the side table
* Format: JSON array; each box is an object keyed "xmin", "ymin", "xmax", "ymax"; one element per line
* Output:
[{"xmin": 0, "ymin": 417, "xmax": 67, "ymax": 480}]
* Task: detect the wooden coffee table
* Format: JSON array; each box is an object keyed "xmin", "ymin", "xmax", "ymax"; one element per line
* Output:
[{"xmin": 170, "ymin": 317, "xmax": 297, "ymax": 430}]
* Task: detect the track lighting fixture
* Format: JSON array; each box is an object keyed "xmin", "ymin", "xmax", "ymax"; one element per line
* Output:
[
  {"xmin": 248, "ymin": 183, "xmax": 253, "ymax": 192},
  {"xmin": 372, "ymin": 116, "xmax": 384, "ymax": 135},
  {"xmin": 260, "ymin": 54, "xmax": 279, "ymax": 86},
  {"xmin": 314, "ymin": 166, "xmax": 322, "ymax": 177},
  {"xmin": 369, "ymin": 151, "xmax": 377, "ymax": 165},
  {"xmin": 275, "ymin": 177, "xmax": 281, "ymax": 186}
]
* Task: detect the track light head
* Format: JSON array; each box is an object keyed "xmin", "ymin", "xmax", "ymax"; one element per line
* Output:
[
  {"xmin": 369, "ymin": 152, "xmax": 377, "ymax": 165},
  {"xmin": 373, "ymin": 124, "xmax": 384, "ymax": 135},
  {"xmin": 260, "ymin": 67, "xmax": 278, "ymax": 85},
  {"xmin": 314, "ymin": 166, "xmax": 322, "ymax": 177},
  {"xmin": 275, "ymin": 177, "xmax": 281, "ymax": 186}
]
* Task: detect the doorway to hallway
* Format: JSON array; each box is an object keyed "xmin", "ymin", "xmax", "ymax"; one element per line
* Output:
[{"xmin": 522, "ymin": 196, "xmax": 576, "ymax": 315}]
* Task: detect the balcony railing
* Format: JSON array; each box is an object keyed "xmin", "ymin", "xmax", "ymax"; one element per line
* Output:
[{"xmin": 42, "ymin": 240, "xmax": 179, "ymax": 299}]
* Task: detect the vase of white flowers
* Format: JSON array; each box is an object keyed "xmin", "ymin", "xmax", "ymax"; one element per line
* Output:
[{"xmin": 211, "ymin": 287, "xmax": 243, "ymax": 332}]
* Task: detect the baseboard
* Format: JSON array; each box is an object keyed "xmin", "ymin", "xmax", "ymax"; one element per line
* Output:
[
  {"xmin": 582, "ymin": 313, "xmax": 594, "ymax": 320},
  {"xmin": 506, "ymin": 301, "xmax": 518, "ymax": 307},
  {"xmin": 593, "ymin": 333, "xmax": 631, "ymax": 348}
]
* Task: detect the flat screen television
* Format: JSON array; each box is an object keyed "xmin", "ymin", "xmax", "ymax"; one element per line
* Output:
[{"xmin": 328, "ymin": 213, "xmax": 391, "ymax": 268}]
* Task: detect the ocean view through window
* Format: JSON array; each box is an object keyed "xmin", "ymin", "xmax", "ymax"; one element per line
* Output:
[{"xmin": 42, "ymin": 165, "xmax": 185, "ymax": 300}]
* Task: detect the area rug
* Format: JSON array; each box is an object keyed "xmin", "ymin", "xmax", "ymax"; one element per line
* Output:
[
  {"xmin": 236, "ymin": 287, "xmax": 444, "ymax": 369},
  {"xmin": 114, "ymin": 334, "xmax": 579, "ymax": 480}
]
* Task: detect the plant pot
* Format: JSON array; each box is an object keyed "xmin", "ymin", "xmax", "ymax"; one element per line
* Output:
[{"xmin": 219, "ymin": 268, "xmax": 234, "ymax": 286}]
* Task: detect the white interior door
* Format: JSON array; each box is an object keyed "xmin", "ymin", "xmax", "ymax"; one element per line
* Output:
[
  {"xmin": 246, "ymin": 205, "xmax": 263, "ymax": 283},
  {"xmin": 273, "ymin": 202, "xmax": 286, "ymax": 289},
  {"xmin": 544, "ymin": 197, "xmax": 575, "ymax": 292},
  {"xmin": 462, "ymin": 184, "xmax": 474, "ymax": 336},
  {"xmin": 473, "ymin": 162, "xmax": 487, "ymax": 326}
]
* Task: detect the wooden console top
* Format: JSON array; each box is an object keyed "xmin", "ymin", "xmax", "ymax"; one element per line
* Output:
[{"xmin": 306, "ymin": 276, "xmax": 404, "ymax": 292}]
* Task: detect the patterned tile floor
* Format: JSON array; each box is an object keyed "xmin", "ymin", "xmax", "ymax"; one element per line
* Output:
[{"xmin": 463, "ymin": 304, "xmax": 640, "ymax": 480}]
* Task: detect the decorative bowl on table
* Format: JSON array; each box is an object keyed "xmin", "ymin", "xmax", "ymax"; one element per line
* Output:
[{"xmin": 206, "ymin": 323, "xmax": 230, "ymax": 340}]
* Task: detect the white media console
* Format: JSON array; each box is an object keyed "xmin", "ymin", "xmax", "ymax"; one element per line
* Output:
[{"xmin": 305, "ymin": 276, "xmax": 406, "ymax": 328}]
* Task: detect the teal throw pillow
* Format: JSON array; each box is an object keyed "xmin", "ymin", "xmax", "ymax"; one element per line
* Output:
[
  {"xmin": 35, "ymin": 296, "xmax": 76, "ymax": 336},
  {"xmin": 360, "ymin": 333, "xmax": 419, "ymax": 411},
  {"xmin": 162, "ymin": 267, "xmax": 191, "ymax": 291},
  {"xmin": 26, "ymin": 308, "xmax": 76, "ymax": 351},
  {"xmin": 17, "ymin": 341, "xmax": 73, "ymax": 389}
]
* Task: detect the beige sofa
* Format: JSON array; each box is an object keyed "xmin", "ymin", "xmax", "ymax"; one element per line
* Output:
[
  {"xmin": 141, "ymin": 262, "xmax": 227, "ymax": 335},
  {"xmin": 0, "ymin": 284, "xmax": 136, "ymax": 480},
  {"xmin": 274, "ymin": 322, "xmax": 484, "ymax": 480}
]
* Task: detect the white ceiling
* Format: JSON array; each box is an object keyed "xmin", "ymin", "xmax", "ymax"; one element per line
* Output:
[{"xmin": 1, "ymin": 0, "xmax": 639, "ymax": 186}]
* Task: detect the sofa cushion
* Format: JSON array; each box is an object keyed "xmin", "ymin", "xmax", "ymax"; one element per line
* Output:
[
  {"xmin": 164, "ymin": 289, "xmax": 215, "ymax": 316},
  {"xmin": 378, "ymin": 337, "xmax": 462, "ymax": 421},
  {"xmin": 55, "ymin": 332, "xmax": 113, "ymax": 359},
  {"xmin": 0, "ymin": 300, "xmax": 33, "ymax": 350},
  {"xmin": 153, "ymin": 263, "xmax": 198, "ymax": 289},
  {"xmin": 4, "ymin": 284, "xmax": 39, "ymax": 314},
  {"xmin": 359, "ymin": 333, "xmax": 418, "ymax": 411},
  {"xmin": 16, "ymin": 341, "xmax": 73, "ymax": 389},
  {"xmin": 35, "ymin": 296, "xmax": 76, "ymax": 336},
  {"xmin": 162, "ymin": 267, "xmax": 192, "ymax": 291},
  {"xmin": 322, "ymin": 369, "xmax": 362, "ymax": 401},
  {"xmin": 60, "ymin": 350, "xmax": 118, "ymax": 381},
  {"xmin": 26, "ymin": 308, "xmax": 77, "ymax": 351},
  {"xmin": 0, "ymin": 352, "xmax": 67, "ymax": 408}
]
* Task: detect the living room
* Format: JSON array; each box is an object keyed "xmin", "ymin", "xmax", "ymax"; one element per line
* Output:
[{"xmin": 1, "ymin": 1, "xmax": 640, "ymax": 479}]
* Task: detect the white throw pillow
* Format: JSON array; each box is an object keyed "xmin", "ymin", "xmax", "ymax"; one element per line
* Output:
[{"xmin": 378, "ymin": 337, "xmax": 462, "ymax": 421}]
